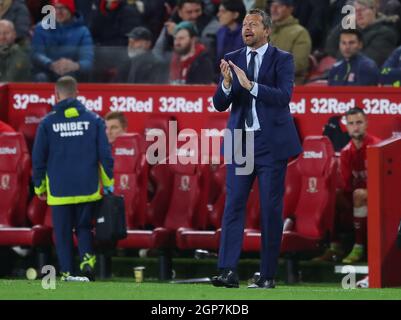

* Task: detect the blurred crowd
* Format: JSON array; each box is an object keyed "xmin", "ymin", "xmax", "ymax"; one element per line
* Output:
[{"xmin": 0, "ymin": 0, "xmax": 401, "ymax": 86}]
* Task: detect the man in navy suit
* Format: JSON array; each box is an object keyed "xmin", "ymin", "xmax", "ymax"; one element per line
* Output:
[{"xmin": 211, "ymin": 8, "xmax": 302, "ymax": 289}]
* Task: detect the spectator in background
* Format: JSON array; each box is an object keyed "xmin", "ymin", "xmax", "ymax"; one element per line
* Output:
[
  {"xmin": 315, "ymin": 107, "xmax": 381, "ymax": 264},
  {"xmin": 269, "ymin": 0, "xmax": 312, "ymax": 85},
  {"xmin": 0, "ymin": 20, "xmax": 31, "ymax": 82},
  {"xmin": 0, "ymin": 119, "xmax": 15, "ymax": 133},
  {"xmin": 31, "ymin": 0, "xmax": 94, "ymax": 82},
  {"xmin": 380, "ymin": 45, "xmax": 401, "ymax": 86},
  {"xmin": 153, "ymin": 0, "xmax": 219, "ymax": 65},
  {"xmin": 169, "ymin": 21, "xmax": 214, "ymax": 84},
  {"xmin": 26, "ymin": 0, "xmax": 50, "ymax": 24},
  {"xmin": 89, "ymin": 0, "xmax": 143, "ymax": 82},
  {"xmin": 115, "ymin": 26, "xmax": 168, "ymax": 84},
  {"xmin": 75, "ymin": 0, "xmax": 97, "ymax": 26},
  {"xmin": 325, "ymin": 0, "xmax": 398, "ymax": 67},
  {"xmin": 292, "ymin": 0, "xmax": 330, "ymax": 50},
  {"xmin": 328, "ymin": 29, "xmax": 379, "ymax": 85},
  {"xmin": 215, "ymin": 0, "xmax": 245, "ymax": 78},
  {"xmin": 140, "ymin": 0, "xmax": 171, "ymax": 42},
  {"xmin": 243, "ymin": 0, "xmax": 268, "ymax": 11},
  {"xmin": 0, "ymin": 0, "xmax": 31, "ymax": 43},
  {"xmin": 105, "ymin": 111, "xmax": 127, "ymax": 144},
  {"xmin": 90, "ymin": 0, "xmax": 142, "ymax": 47}
]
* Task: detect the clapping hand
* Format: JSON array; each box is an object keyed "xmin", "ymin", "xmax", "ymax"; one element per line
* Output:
[
  {"xmin": 220, "ymin": 59, "xmax": 232, "ymax": 89},
  {"xmin": 228, "ymin": 60, "xmax": 253, "ymax": 91}
]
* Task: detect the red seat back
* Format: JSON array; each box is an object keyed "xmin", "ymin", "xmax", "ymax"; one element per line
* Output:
[
  {"xmin": 16, "ymin": 103, "xmax": 51, "ymax": 153},
  {"xmin": 200, "ymin": 114, "xmax": 228, "ymax": 229},
  {"xmin": 113, "ymin": 133, "xmax": 147, "ymax": 229},
  {"xmin": 245, "ymin": 180, "xmax": 260, "ymax": 229},
  {"xmin": 283, "ymin": 159, "xmax": 302, "ymax": 219},
  {"xmin": 294, "ymin": 136, "xmax": 337, "ymax": 238},
  {"xmin": 27, "ymin": 196, "xmax": 48, "ymax": 226},
  {"xmin": 0, "ymin": 133, "xmax": 30, "ymax": 227},
  {"xmin": 163, "ymin": 138, "xmax": 208, "ymax": 231},
  {"xmin": 143, "ymin": 114, "xmax": 176, "ymax": 157}
]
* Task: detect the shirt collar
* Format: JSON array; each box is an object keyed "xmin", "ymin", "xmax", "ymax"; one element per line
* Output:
[{"xmin": 246, "ymin": 42, "xmax": 269, "ymax": 57}]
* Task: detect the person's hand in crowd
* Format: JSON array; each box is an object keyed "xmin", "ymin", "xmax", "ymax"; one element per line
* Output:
[
  {"xmin": 228, "ymin": 60, "xmax": 253, "ymax": 91},
  {"xmin": 57, "ymin": 58, "xmax": 80, "ymax": 74},
  {"xmin": 220, "ymin": 59, "xmax": 232, "ymax": 89},
  {"xmin": 165, "ymin": 20, "xmax": 177, "ymax": 36},
  {"xmin": 51, "ymin": 59, "xmax": 80, "ymax": 75},
  {"xmin": 50, "ymin": 60, "xmax": 65, "ymax": 76}
]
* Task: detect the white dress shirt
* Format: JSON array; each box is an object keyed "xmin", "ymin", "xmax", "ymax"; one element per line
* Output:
[{"xmin": 222, "ymin": 42, "xmax": 269, "ymax": 131}]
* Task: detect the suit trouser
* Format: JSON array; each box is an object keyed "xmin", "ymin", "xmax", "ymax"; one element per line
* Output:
[
  {"xmin": 218, "ymin": 133, "xmax": 288, "ymax": 280},
  {"xmin": 51, "ymin": 202, "xmax": 94, "ymax": 274}
]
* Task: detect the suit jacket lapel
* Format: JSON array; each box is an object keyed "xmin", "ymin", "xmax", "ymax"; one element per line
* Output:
[
  {"xmin": 257, "ymin": 44, "xmax": 274, "ymax": 83},
  {"xmin": 238, "ymin": 47, "xmax": 248, "ymax": 75}
]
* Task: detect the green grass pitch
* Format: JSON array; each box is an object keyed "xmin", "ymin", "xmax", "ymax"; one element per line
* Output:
[{"xmin": 1, "ymin": 280, "xmax": 401, "ymax": 300}]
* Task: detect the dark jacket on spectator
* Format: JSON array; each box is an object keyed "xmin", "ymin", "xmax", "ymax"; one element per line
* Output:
[
  {"xmin": 0, "ymin": 43, "xmax": 31, "ymax": 82},
  {"xmin": 380, "ymin": 45, "xmax": 401, "ymax": 86},
  {"xmin": 293, "ymin": 0, "xmax": 330, "ymax": 50},
  {"xmin": 116, "ymin": 51, "xmax": 168, "ymax": 84},
  {"xmin": 153, "ymin": 12, "xmax": 219, "ymax": 64},
  {"xmin": 325, "ymin": 16, "xmax": 399, "ymax": 67},
  {"xmin": 0, "ymin": 0, "xmax": 31, "ymax": 41},
  {"xmin": 216, "ymin": 24, "xmax": 244, "ymax": 67},
  {"xmin": 328, "ymin": 53, "xmax": 379, "ymax": 86},
  {"xmin": 31, "ymin": 14, "xmax": 94, "ymax": 77},
  {"xmin": 169, "ymin": 43, "xmax": 215, "ymax": 84},
  {"xmin": 90, "ymin": 0, "xmax": 143, "ymax": 47}
]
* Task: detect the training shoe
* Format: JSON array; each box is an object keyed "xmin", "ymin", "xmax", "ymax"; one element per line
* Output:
[
  {"xmin": 313, "ymin": 242, "xmax": 344, "ymax": 262},
  {"xmin": 80, "ymin": 253, "xmax": 96, "ymax": 281},
  {"xmin": 342, "ymin": 245, "xmax": 364, "ymax": 264},
  {"xmin": 61, "ymin": 272, "xmax": 90, "ymax": 282},
  {"xmin": 356, "ymin": 276, "xmax": 369, "ymax": 288}
]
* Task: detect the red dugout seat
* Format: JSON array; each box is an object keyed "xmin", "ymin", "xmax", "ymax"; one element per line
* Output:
[
  {"xmin": 281, "ymin": 136, "xmax": 337, "ymax": 254},
  {"xmin": 0, "ymin": 133, "xmax": 51, "ymax": 249},
  {"xmin": 16, "ymin": 103, "xmax": 51, "ymax": 153},
  {"xmin": 112, "ymin": 134, "xmax": 148, "ymax": 230},
  {"xmin": 176, "ymin": 114, "xmax": 228, "ymax": 251}
]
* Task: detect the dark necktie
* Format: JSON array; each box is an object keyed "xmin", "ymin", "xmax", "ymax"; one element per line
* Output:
[{"xmin": 246, "ymin": 51, "xmax": 257, "ymax": 127}]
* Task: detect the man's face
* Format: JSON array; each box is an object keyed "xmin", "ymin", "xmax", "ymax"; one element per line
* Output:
[
  {"xmin": 217, "ymin": 5, "xmax": 239, "ymax": 27},
  {"xmin": 339, "ymin": 33, "xmax": 362, "ymax": 60},
  {"xmin": 106, "ymin": 119, "xmax": 126, "ymax": 144},
  {"xmin": 178, "ymin": 3, "xmax": 202, "ymax": 23},
  {"xmin": 355, "ymin": 2, "xmax": 376, "ymax": 29},
  {"xmin": 128, "ymin": 38, "xmax": 151, "ymax": 58},
  {"xmin": 270, "ymin": 2, "xmax": 293, "ymax": 23},
  {"xmin": 55, "ymin": 4, "xmax": 72, "ymax": 24},
  {"xmin": 174, "ymin": 29, "xmax": 193, "ymax": 55},
  {"xmin": 242, "ymin": 14, "xmax": 269, "ymax": 48},
  {"xmin": 0, "ymin": 22, "xmax": 16, "ymax": 46},
  {"xmin": 346, "ymin": 113, "xmax": 367, "ymax": 140}
]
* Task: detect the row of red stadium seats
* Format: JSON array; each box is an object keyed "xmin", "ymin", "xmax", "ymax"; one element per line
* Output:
[{"xmin": 0, "ymin": 124, "xmax": 340, "ymax": 280}]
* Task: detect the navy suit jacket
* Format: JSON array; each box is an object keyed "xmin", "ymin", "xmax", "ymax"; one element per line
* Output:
[{"xmin": 213, "ymin": 45, "xmax": 302, "ymax": 160}]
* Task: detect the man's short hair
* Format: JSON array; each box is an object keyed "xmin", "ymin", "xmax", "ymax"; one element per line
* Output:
[
  {"xmin": 221, "ymin": 0, "xmax": 246, "ymax": 23},
  {"xmin": 177, "ymin": 0, "xmax": 202, "ymax": 8},
  {"xmin": 248, "ymin": 9, "xmax": 272, "ymax": 30},
  {"xmin": 174, "ymin": 21, "xmax": 198, "ymax": 37},
  {"xmin": 345, "ymin": 107, "xmax": 366, "ymax": 118},
  {"xmin": 105, "ymin": 111, "xmax": 128, "ymax": 129},
  {"xmin": 339, "ymin": 29, "xmax": 363, "ymax": 42},
  {"xmin": 55, "ymin": 76, "xmax": 77, "ymax": 97}
]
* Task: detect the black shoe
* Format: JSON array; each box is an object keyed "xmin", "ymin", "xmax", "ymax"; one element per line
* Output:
[
  {"xmin": 211, "ymin": 269, "xmax": 239, "ymax": 288},
  {"xmin": 248, "ymin": 278, "xmax": 276, "ymax": 289}
]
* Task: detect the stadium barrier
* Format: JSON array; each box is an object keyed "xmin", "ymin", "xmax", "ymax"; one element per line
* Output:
[
  {"xmin": 1, "ymin": 84, "xmax": 401, "ymax": 141},
  {"xmin": 368, "ymin": 136, "xmax": 401, "ymax": 288}
]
